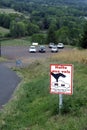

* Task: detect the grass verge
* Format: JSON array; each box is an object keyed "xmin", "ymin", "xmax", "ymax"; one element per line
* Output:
[
  {"xmin": 0, "ymin": 57, "xmax": 8, "ymax": 62},
  {"xmin": 0, "ymin": 49, "xmax": 87, "ymax": 130}
]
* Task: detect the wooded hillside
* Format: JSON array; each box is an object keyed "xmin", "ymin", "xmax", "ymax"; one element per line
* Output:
[{"xmin": 0, "ymin": 0, "xmax": 87, "ymax": 48}]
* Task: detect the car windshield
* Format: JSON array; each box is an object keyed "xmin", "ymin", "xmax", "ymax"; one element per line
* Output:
[
  {"xmin": 40, "ymin": 46, "xmax": 45, "ymax": 48},
  {"xmin": 30, "ymin": 46, "xmax": 35, "ymax": 49},
  {"xmin": 58, "ymin": 43, "xmax": 63, "ymax": 45},
  {"xmin": 50, "ymin": 43, "xmax": 54, "ymax": 45},
  {"xmin": 52, "ymin": 46, "xmax": 57, "ymax": 48}
]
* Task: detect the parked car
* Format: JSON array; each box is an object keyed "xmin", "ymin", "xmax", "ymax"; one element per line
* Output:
[
  {"xmin": 51, "ymin": 45, "xmax": 58, "ymax": 53},
  {"xmin": 32, "ymin": 42, "xmax": 38, "ymax": 46},
  {"xmin": 29, "ymin": 46, "xmax": 37, "ymax": 53},
  {"xmin": 39, "ymin": 45, "xmax": 46, "ymax": 53},
  {"xmin": 57, "ymin": 43, "xmax": 64, "ymax": 49},
  {"xmin": 49, "ymin": 43, "xmax": 55, "ymax": 48}
]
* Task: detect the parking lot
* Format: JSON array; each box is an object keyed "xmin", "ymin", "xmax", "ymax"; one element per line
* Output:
[
  {"xmin": 1, "ymin": 45, "xmax": 70, "ymax": 67},
  {"xmin": 1, "ymin": 45, "xmax": 66, "ymax": 58}
]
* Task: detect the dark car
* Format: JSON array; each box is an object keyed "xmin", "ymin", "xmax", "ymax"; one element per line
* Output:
[{"xmin": 39, "ymin": 45, "xmax": 46, "ymax": 53}]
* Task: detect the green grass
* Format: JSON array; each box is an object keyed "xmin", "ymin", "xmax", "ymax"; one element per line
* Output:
[
  {"xmin": 0, "ymin": 57, "xmax": 8, "ymax": 62},
  {"xmin": 0, "ymin": 8, "xmax": 29, "ymax": 18},
  {"xmin": 0, "ymin": 8, "xmax": 22, "ymax": 14},
  {"xmin": 0, "ymin": 51, "xmax": 87, "ymax": 130},
  {"xmin": 0, "ymin": 26, "xmax": 9, "ymax": 36},
  {"xmin": 1, "ymin": 37, "xmax": 31, "ymax": 46}
]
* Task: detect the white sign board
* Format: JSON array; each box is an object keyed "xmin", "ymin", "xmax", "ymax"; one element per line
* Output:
[{"xmin": 50, "ymin": 64, "xmax": 73, "ymax": 95}]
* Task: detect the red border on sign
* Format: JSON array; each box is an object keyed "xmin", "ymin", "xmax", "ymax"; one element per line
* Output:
[{"xmin": 50, "ymin": 64, "xmax": 73, "ymax": 95}]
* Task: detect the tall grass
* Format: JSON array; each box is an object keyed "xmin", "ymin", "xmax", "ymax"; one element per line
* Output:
[
  {"xmin": 51, "ymin": 48, "xmax": 87, "ymax": 64},
  {"xmin": 0, "ymin": 49, "xmax": 87, "ymax": 130}
]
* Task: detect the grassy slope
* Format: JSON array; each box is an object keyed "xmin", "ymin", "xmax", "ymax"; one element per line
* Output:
[
  {"xmin": 0, "ymin": 26, "xmax": 9, "ymax": 36},
  {"xmin": 1, "ymin": 37, "xmax": 31, "ymax": 46},
  {"xmin": 0, "ymin": 49, "xmax": 87, "ymax": 130},
  {"xmin": 0, "ymin": 8, "xmax": 22, "ymax": 14}
]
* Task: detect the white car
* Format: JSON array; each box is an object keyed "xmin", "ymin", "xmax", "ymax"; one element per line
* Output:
[
  {"xmin": 29, "ymin": 46, "xmax": 36, "ymax": 53},
  {"xmin": 57, "ymin": 43, "xmax": 64, "ymax": 49},
  {"xmin": 51, "ymin": 45, "xmax": 58, "ymax": 53},
  {"xmin": 49, "ymin": 43, "xmax": 55, "ymax": 48}
]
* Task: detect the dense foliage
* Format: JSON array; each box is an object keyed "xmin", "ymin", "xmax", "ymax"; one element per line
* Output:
[
  {"xmin": 79, "ymin": 22, "xmax": 87, "ymax": 48},
  {"xmin": 0, "ymin": 0, "xmax": 87, "ymax": 47}
]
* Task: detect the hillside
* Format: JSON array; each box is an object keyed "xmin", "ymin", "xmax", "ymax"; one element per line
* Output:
[
  {"xmin": 0, "ymin": 0, "xmax": 87, "ymax": 48},
  {"xmin": 0, "ymin": 49, "xmax": 87, "ymax": 129},
  {"xmin": 9, "ymin": 0, "xmax": 87, "ymax": 5},
  {"xmin": 0, "ymin": 0, "xmax": 87, "ymax": 8},
  {"xmin": 0, "ymin": 26, "xmax": 9, "ymax": 37}
]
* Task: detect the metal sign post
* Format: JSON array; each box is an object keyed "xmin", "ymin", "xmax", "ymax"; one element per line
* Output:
[{"xmin": 59, "ymin": 94, "xmax": 63, "ymax": 114}]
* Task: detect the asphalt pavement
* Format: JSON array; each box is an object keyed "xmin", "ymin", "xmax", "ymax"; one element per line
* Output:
[
  {"xmin": 0, "ymin": 45, "xmax": 72, "ymax": 108},
  {"xmin": 0, "ymin": 64, "xmax": 21, "ymax": 107}
]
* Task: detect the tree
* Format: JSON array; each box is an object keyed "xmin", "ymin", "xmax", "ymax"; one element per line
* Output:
[
  {"xmin": 47, "ymin": 24, "xmax": 57, "ymax": 44},
  {"xmin": 26, "ymin": 23, "xmax": 39, "ymax": 36},
  {"xmin": 0, "ymin": 14, "xmax": 10, "ymax": 28},
  {"xmin": 42, "ymin": 16, "xmax": 50, "ymax": 29},
  {"xmin": 79, "ymin": 22, "xmax": 87, "ymax": 49},
  {"xmin": 31, "ymin": 34, "xmax": 46, "ymax": 45},
  {"xmin": 10, "ymin": 21, "xmax": 26, "ymax": 37},
  {"xmin": 56, "ymin": 26, "xmax": 70, "ymax": 45}
]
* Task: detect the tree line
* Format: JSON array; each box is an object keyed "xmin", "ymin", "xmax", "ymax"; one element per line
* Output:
[{"xmin": 0, "ymin": 0, "xmax": 87, "ymax": 48}]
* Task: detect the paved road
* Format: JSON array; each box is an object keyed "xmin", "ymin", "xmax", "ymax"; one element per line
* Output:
[
  {"xmin": 0, "ymin": 46, "xmax": 50, "ymax": 107},
  {"xmin": 0, "ymin": 64, "xmax": 21, "ymax": 107},
  {"xmin": 0, "ymin": 45, "xmax": 72, "ymax": 107}
]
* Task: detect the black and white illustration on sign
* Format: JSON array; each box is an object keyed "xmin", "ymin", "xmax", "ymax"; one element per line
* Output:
[{"xmin": 50, "ymin": 64, "xmax": 73, "ymax": 95}]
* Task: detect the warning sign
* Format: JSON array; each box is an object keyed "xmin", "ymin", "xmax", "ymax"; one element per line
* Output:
[{"xmin": 50, "ymin": 64, "xmax": 73, "ymax": 95}]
